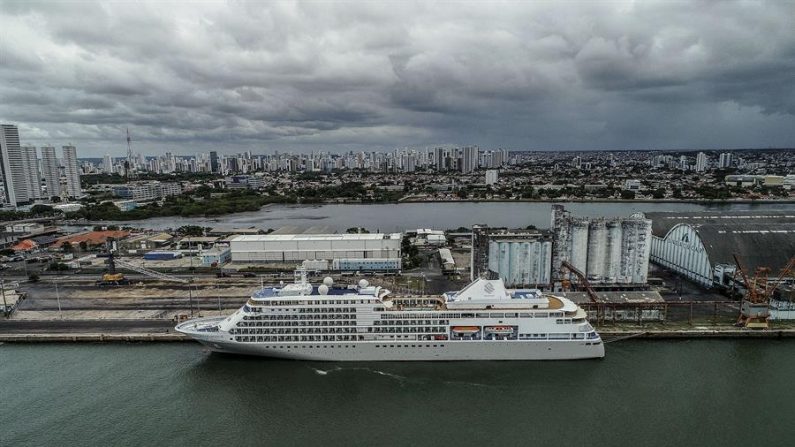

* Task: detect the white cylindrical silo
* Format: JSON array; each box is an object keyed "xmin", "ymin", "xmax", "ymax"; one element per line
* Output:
[
  {"xmin": 509, "ymin": 242, "xmax": 520, "ymax": 286},
  {"xmin": 587, "ymin": 220, "xmax": 607, "ymax": 280},
  {"xmin": 633, "ymin": 219, "xmax": 652, "ymax": 283},
  {"xmin": 488, "ymin": 241, "xmax": 499, "ymax": 274},
  {"xmin": 569, "ymin": 219, "xmax": 589, "ymax": 274},
  {"xmin": 605, "ymin": 220, "xmax": 622, "ymax": 283},
  {"xmin": 498, "ymin": 241, "xmax": 510, "ymax": 282}
]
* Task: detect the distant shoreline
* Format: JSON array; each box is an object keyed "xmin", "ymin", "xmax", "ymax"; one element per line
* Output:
[{"xmin": 394, "ymin": 198, "xmax": 795, "ymax": 205}]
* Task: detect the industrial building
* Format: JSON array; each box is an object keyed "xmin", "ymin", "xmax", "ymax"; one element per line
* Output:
[
  {"xmin": 471, "ymin": 225, "xmax": 553, "ymax": 287},
  {"xmin": 229, "ymin": 233, "xmax": 402, "ymax": 263},
  {"xmin": 552, "ymin": 205, "xmax": 651, "ymax": 284},
  {"xmin": 646, "ymin": 211, "xmax": 795, "ymax": 288}
]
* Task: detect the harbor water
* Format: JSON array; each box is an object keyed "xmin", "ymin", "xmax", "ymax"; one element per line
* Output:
[
  {"xmin": 3, "ymin": 340, "xmax": 795, "ymax": 447},
  {"xmin": 81, "ymin": 201, "xmax": 795, "ymax": 232}
]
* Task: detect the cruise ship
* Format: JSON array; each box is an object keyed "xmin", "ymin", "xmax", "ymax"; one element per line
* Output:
[{"xmin": 176, "ymin": 271, "xmax": 604, "ymax": 361}]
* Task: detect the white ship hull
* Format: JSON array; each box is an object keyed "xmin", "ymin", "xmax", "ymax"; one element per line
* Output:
[
  {"xmin": 177, "ymin": 275, "xmax": 606, "ymax": 362},
  {"xmin": 183, "ymin": 318, "xmax": 604, "ymax": 361}
]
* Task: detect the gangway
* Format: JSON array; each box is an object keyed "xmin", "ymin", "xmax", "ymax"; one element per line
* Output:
[{"xmin": 114, "ymin": 258, "xmax": 189, "ymax": 284}]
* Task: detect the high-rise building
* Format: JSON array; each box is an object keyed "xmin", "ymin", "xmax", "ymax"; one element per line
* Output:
[
  {"xmin": 0, "ymin": 124, "xmax": 30, "ymax": 206},
  {"xmin": 21, "ymin": 145, "xmax": 41, "ymax": 200},
  {"xmin": 103, "ymin": 154, "xmax": 114, "ymax": 174},
  {"xmin": 719, "ymin": 152, "xmax": 732, "ymax": 168},
  {"xmin": 40, "ymin": 145, "xmax": 61, "ymax": 199},
  {"xmin": 461, "ymin": 145, "xmax": 479, "ymax": 174},
  {"xmin": 695, "ymin": 152, "xmax": 707, "ymax": 172},
  {"xmin": 485, "ymin": 169, "xmax": 499, "ymax": 185},
  {"xmin": 62, "ymin": 145, "xmax": 82, "ymax": 198},
  {"xmin": 210, "ymin": 151, "xmax": 219, "ymax": 174}
]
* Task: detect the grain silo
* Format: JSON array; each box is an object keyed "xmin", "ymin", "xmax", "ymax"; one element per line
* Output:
[
  {"xmin": 569, "ymin": 218, "xmax": 590, "ymax": 274},
  {"xmin": 587, "ymin": 220, "xmax": 607, "ymax": 280}
]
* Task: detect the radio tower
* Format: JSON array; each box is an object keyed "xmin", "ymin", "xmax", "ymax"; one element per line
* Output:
[{"xmin": 125, "ymin": 127, "xmax": 136, "ymax": 180}]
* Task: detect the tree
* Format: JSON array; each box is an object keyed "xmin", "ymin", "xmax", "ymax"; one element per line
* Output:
[
  {"xmin": 48, "ymin": 262, "xmax": 70, "ymax": 271},
  {"xmin": 620, "ymin": 190, "xmax": 636, "ymax": 200},
  {"xmin": 177, "ymin": 225, "xmax": 205, "ymax": 237},
  {"xmin": 62, "ymin": 241, "xmax": 74, "ymax": 253},
  {"xmin": 79, "ymin": 241, "xmax": 88, "ymax": 252},
  {"xmin": 28, "ymin": 272, "xmax": 40, "ymax": 282},
  {"xmin": 30, "ymin": 204, "xmax": 55, "ymax": 215}
]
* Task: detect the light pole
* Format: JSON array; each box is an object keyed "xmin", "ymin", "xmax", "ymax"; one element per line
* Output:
[
  {"xmin": 1, "ymin": 277, "xmax": 7, "ymax": 318},
  {"xmin": 188, "ymin": 281, "xmax": 194, "ymax": 318},
  {"xmin": 55, "ymin": 279, "xmax": 62, "ymax": 319}
]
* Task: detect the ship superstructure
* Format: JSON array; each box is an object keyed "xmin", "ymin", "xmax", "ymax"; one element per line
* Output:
[{"xmin": 177, "ymin": 271, "xmax": 604, "ymax": 360}]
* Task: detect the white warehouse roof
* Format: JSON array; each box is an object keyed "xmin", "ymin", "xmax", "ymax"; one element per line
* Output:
[{"xmin": 230, "ymin": 233, "xmax": 401, "ymax": 242}]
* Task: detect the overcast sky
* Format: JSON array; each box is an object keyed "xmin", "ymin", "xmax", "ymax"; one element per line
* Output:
[{"xmin": 1, "ymin": 1, "xmax": 794, "ymax": 157}]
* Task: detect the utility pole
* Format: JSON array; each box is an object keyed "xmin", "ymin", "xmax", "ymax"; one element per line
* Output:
[
  {"xmin": 1, "ymin": 277, "xmax": 7, "ymax": 318},
  {"xmin": 188, "ymin": 281, "xmax": 194, "ymax": 317},
  {"xmin": 55, "ymin": 279, "xmax": 62, "ymax": 319}
]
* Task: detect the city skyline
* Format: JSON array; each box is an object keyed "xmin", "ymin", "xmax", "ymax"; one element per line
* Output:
[{"xmin": 2, "ymin": 1, "xmax": 795, "ymax": 156}]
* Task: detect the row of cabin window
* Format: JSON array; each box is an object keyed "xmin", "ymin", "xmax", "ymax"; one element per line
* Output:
[
  {"xmin": 232, "ymin": 328, "xmax": 360, "ymax": 335},
  {"xmin": 236, "ymin": 321, "xmax": 356, "ymax": 329},
  {"xmin": 241, "ymin": 314, "xmax": 354, "ymax": 323},
  {"xmin": 374, "ymin": 320, "xmax": 448, "ymax": 326},
  {"xmin": 517, "ymin": 333, "xmax": 586, "ymax": 340},
  {"xmin": 246, "ymin": 307, "xmax": 357, "ymax": 315},
  {"xmin": 369, "ymin": 327, "xmax": 445, "ymax": 333},
  {"xmin": 254, "ymin": 299, "xmax": 377, "ymax": 306},
  {"xmin": 379, "ymin": 312, "xmax": 566, "ymax": 319},
  {"xmin": 235, "ymin": 335, "xmax": 365, "ymax": 342}
]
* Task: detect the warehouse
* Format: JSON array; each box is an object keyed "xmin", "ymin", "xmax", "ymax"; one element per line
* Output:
[
  {"xmin": 471, "ymin": 225, "xmax": 553, "ymax": 287},
  {"xmin": 551, "ymin": 205, "xmax": 652, "ymax": 285},
  {"xmin": 230, "ymin": 233, "xmax": 402, "ymax": 263},
  {"xmin": 646, "ymin": 211, "xmax": 795, "ymax": 288}
]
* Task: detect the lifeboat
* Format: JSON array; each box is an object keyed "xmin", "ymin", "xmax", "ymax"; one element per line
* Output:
[
  {"xmin": 451, "ymin": 326, "xmax": 480, "ymax": 334},
  {"xmin": 484, "ymin": 326, "xmax": 514, "ymax": 335}
]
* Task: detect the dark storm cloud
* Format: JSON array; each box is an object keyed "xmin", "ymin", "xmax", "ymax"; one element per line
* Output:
[{"xmin": 1, "ymin": 0, "xmax": 794, "ymax": 156}]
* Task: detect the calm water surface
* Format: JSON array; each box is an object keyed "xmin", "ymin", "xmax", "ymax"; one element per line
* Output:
[
  {"xmin": 93, "ymin": 201, "xmax": 795, "ymax": 232},
  {"xmin": 2, "ymin": 341, "xmax": 794, "ymax": 447}
]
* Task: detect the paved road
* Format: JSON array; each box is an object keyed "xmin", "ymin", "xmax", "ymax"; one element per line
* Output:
[{"xmin": 0, "ymin": 319, "xmax": 176, "ymax": 334}]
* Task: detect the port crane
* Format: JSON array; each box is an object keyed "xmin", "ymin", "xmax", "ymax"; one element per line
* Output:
[{"xmin": 733, "ymin": 254, "xmax": 795, "ymax": 329}]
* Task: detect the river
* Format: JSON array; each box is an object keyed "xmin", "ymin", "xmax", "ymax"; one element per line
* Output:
[
  {"xmin": 2, "ymin": 341, "xmax": 793, "ymax": 447},
  {"xmin": 79, "ymin": 201, "xmax": 795, "ymax": 232}
]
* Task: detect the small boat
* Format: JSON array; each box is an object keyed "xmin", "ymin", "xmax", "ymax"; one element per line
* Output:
[
  {"xmin": 451, "ymin": 326, "xmax": 480, "ymax": 334},
  {"xmin": 484, "ymin": 326, "xmax": 514, "ymax": 335}
]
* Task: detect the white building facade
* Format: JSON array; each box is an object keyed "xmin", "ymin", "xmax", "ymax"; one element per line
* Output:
[
  {"xmin": 0, "ymin": 124, "xmax": 28, "ymax": 206},
  {"xmin": 62, "ymin": 145, "xmax": 82, "ymax": 198},
  {"xmin": 40, "ymin": 145, "xmax": 61, "ymax": 199},
  {"xmin": 230, "ymin": 233, "xmax": 402, "ymax": 263}
]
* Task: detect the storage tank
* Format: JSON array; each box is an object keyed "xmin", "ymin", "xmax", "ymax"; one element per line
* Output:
[
  {"xmin": 498, "ymin": 241, "xmax": 510, "ymax": 282},
  {"xmin": 587, "ymin": 220, "xmax": 607, "ymax": 281},
  {"xmin": 633, "ymin": 218, "xmax": 652, "ymax": 283},
  {"xmin": 569, "ymin": 219, "xmax": 589, "ymax": 274},
  {"xmin": 620, "ymin": 219, "xmax": 652, "ymax": 284},
  {"xmin": 516, "ymin": 242, "xmax": 532, "ymax": 286},
  {"xmin": 487, "ymin": 240, "xmax": 500, "ymax": 274},
  {"xmin": 604, "ymin": 220, "xmax": 622, "ymax": 283}
]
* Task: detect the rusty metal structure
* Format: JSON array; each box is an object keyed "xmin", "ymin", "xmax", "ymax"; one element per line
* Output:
[{"xmin": 733, "ymin": 254, "xmax": 795, "ymax": 328}]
